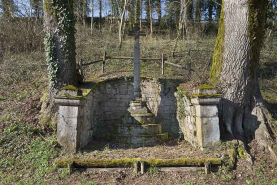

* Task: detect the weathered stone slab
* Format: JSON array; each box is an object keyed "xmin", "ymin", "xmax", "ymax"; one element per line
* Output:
[
  {"xmin": 195, "ymin": 105, "xmax": 218, "ymax": 118},
  {"xmin": 191, "ymin": 97, "xmax": 221, "ymax": 105},
  {"xmin": 57, "ymin": 105, "xmax": 82, "ymax": 153},
  {"xmin": 196, "ymin": 117, "xmax": 220, "ymax": 149}
]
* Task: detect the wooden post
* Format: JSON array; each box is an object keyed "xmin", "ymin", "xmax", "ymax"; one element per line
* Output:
[
  {"xmin": 102, "ymin": 51, "xmax": 106, "ymax": 74},
  {"xmin": 140, "ymin": 161, "xmax": 145, "ymax": 174},
  {"xmin": 162, "ymin": 53, "xmax": 165, "ymax": 75},
  {"xmin": 134, "ymin": 161, "xmax": 139, "ymax": 174}
]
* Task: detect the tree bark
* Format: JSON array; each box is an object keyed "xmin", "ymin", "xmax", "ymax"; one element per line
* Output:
[
  {"xmin": 211, "ymin": 0, "xmax": 276, "ymax": 156},
  {"xmin": 99, "ymin": 0, "xmax": 102, "ymax": 31},
  {"xmin": 208, "ymin": 0, "xmax": 213, "ymax": 23},
  {"xmin": 135, "ymin": 0, "xmax": 141, "ymax": 24},
  {"xmin": 156, "ymin": 0, "xmax": 162, "ymax": 25},
  {"xmin": 82, "ymin": 0, "xmax": 87, "ymax": 27},
  {"xmin": 149, "ymin": 0, "xmax": 153, "ymax": 36},
  {"xmin": 91, "ymin": 0, "xmax": 94, "ymax": 34},
  {"xmin": 128, "ymin": 0, "xmax": 135, "ymax": 30},
  {"xmin": 41, "ymin": 0, "xmax": 78, "ymax": 130},
  {"xmin": 195, "ymin": 0, "xmax": 201, "ymax": 22},
  {"xmin": 119, "ymin": 0, "xmax": 128, "ymax": 45},
  {"xmin": 145, "ymin": 0, "xmax": 150, "ymax": 25},
  {"xmin": 43, "ymin": 0, "xmax": 78, "ymax": 89},
  {"xmin": 185, "ymin": 0, "xmax": 193, "ymax": 38}
]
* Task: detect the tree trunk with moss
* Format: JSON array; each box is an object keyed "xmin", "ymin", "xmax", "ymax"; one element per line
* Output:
[
  {"xmin": 41, "ymin": 0, "xmax": 78, "ymax": 129},
  {"xmin": 211, "ymin": 0, "xmax": 277, "ymax": 158},
  {"xmin": 43, "ymin": 0, "xmax": 77, "ymax": 89}
]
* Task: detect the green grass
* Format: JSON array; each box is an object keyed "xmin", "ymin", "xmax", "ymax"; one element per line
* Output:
[
  {"xmin": 0, "ymin": 123, "xmax": 60, "ymax": 184},
  {"xmin": 0, "ymin": 26, "xmax": 277, "ymax": 184}
]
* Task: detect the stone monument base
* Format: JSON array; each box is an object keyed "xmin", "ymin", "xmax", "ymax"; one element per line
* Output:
[{"xmin": 108, "ymin": 99, "xmax": 168, "ymax": 147}]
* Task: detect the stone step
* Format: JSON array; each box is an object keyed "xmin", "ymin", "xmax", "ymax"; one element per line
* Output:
[
  {"xmin": 108, "ymin": 133, "xmax": 168, "ymax": 147},
  {"xmin": 114, "ymin": 124, "xmax": 162, "ymax": 135},
  {"xmin": 121, "ymin": 112, "xmax": 156, "ymax": 125}
]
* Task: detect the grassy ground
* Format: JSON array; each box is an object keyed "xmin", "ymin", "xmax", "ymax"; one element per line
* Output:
[{"xmin": 0, "ymin": 28, "xmax": 277, "ymax": 184}]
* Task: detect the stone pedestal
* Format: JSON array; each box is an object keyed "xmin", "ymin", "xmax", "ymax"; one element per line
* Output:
[
  {"xmin": 109, "ymin": 99, "xmax": 168, "ymax": 147},
  {"xmin": 55, "ymin": 98, "xmax": 85, "ymax": 153},
  {"xmin": 191, "ymin": 88, "xmax": 221, "ymax": 151}
]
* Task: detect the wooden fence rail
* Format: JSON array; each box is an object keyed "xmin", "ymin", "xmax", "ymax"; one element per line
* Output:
[
  {"xmin": 171, "ymin": 50, "xmax": 213, "ymax": 58},
  {"xmin": 81, "ymin": 51, "xmax": 193, "ymax": 79}
]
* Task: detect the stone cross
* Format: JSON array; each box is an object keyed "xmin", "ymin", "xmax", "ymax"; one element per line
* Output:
[{"xmin": 128, "ymin": 23, "xmax": 146, "ymax": 99}]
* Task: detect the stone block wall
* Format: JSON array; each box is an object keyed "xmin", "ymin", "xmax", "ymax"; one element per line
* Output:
[
  {"xmin": 55, "ymin": 78, "xmax": 221, "ymax": 152},
  {"xmin": 175, "ymin": 91, "xmax": 198, "ymax": 147},
  {"xmin": 175, "ymin": 88, "xmax": 221, "ymax": 150},
  {"xmin": 81, "ymin": 77, "xmax": 180, "ymax": 148}
]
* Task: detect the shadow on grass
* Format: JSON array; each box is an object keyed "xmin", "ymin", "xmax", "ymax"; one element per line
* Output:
[{"xmin": 260, "ymin": 61, "xmax": 277, "ymax": 80}]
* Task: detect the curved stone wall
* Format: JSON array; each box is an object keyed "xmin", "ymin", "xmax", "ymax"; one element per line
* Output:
[{"xmin": 82, "ymin": 77, "xmax": 181, "ymax": 147}]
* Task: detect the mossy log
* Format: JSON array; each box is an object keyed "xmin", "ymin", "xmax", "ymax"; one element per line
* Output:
[{"xmin": 57, "ymin": 158, "xmax": 222, "ymax": 168}]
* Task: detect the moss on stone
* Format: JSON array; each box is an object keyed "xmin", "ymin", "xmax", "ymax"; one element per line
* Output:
[
  {"xmin": 157, "ymin": 133, "xmax": 168, "ymax": 141},
  {"xmin": 145, "ymin": 158, "xmax": 221, "ymax": 167},
  {"xmin": 177, "ymin": 86, "xmax": 187, "ymax": 96},
  {"xmin": 210, "ymin": 0, "xmax": 225, "ymax": 84},
  {"xmin": 57, "ymin": 158, "xmax": 222, "ymax": 168},
  {"xmin": 57, "ymin": 158, "xmax": 140, "ymax": 168},
  {"xmin": 60, "ymin": 85, "xmax": 79, "ymax": 91},
  {"xmin": 198, "ymin": 84, "xmax": 214, "ymax": 90},
  {"xmin": 237, "ymin": 146, "xmax": 245, "ymax": 159},
  {"xmin": 40, "ymin": 92, "xmax": 48, "ymax": 103},
  {"xmin": 228, "ymin": 148, "xmax": 238, "ymax": 170},
  {"xmin": 58, "ymin": 93, "xmax": 86, "ymax": 100},
  {"xmin": 191, "ymin": 94, "xmax": 222, "ymax": 98}
]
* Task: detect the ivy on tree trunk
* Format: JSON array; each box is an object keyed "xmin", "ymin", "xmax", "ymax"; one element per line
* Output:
[{"xmin": 43, "ymin": 0, "xmax": 78, "ymax": 90}]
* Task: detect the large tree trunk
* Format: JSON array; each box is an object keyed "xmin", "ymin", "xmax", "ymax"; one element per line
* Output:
[
  {"xmin": 211, "ymin": 0, "xmax": 276, "ymax": 158},
  {"xmin": 41, "ymin": 0, "xmax": 78, "ymax": 129},
  {"xmin": 43, "ymin": 0, "xmax": 78, "ymax": 89}
]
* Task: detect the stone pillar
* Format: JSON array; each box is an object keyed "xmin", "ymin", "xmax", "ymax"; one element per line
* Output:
[
  {"xmin": 55, "ymin": 98, "xmax": 85, "ymax": 153},
  {"xmin": 133, "ymin": 35, "xmax": 141, "ymax": 99},
  {"xmin": 191, "ymin": 88, "xmax": 221, "ymax": 150}
]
